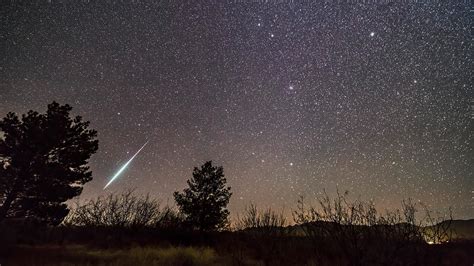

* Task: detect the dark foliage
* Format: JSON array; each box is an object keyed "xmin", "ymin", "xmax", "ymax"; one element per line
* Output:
[
  {"xmin": 0, "ymin": 191, "xmax": 472, "ymax": 266},
  {"xmin": 66, "ymin": 189, "xmax": 185, "ymax": 229},
  {"xmin": 174, "ymin": 161, "xmax": 232, "ymax": 231},
  {"xmin": 234, "ymin": 204, "xmax": 287, "ymax": 265},
  {"xmin": 291, "ymin": 191, "xmax": 457, "ymax": 266},
  {"xmin": 0, "ymin": 102, "xmax": 98, "ymax": 225},
  {"xmin": 1, "ymin": 221, "xmax": 473, "ymax": 266}
]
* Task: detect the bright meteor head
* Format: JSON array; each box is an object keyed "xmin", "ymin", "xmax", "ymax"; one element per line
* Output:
[{"xmin": 103, "ymin": 141, "xmax": 149, "ymax": 189}]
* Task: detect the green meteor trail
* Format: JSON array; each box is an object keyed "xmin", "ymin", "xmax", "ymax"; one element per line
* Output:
[{"xmin": 103, "ymin": 141, "xmax": 149, "ymax": 189}]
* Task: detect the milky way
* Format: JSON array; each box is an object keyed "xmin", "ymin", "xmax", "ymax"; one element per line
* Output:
[{"xmin": 1, "ymin": 1, "xmax": 472, "ymax": 218}]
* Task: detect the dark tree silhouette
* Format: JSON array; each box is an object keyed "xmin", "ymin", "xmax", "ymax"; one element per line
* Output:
[
  {"xmin": 174, "ymin": 161, "xmax": 232, "ymax": 231},
  {"xmin": 0, "ymin": 102, "xmax": 98, "ymax": 225}
]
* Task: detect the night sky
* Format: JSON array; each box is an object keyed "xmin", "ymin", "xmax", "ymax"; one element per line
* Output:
[{"xmin": 1, "ymin": 1, "xmax": 472, "ymax": 219}]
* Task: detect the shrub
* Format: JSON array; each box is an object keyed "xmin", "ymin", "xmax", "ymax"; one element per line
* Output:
[{"xmin": 65, "ymin": 190, "xmax": 183, "ymax": 229}]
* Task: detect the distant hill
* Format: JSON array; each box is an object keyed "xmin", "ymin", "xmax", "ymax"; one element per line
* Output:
[
  {"xmin": 436, "ymin": 219, "xmax": 474, "ymax": 240},
  {"xmin": 275, "ymin": 219, "xmax": 474, "ymax": 240}
]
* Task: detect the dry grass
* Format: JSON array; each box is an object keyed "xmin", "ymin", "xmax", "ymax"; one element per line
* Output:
[{"xmin": 4, "ymin": 245, "xmax": 220, "ymax": 266}]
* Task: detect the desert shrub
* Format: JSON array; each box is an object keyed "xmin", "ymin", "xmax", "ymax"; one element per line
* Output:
[
  {"xmin": 235, "ymin": 203, "xmax": 286, "ymax": 232},
  {"xmin": 65, "ymin": 190, "xmax": 183, "ymax": 229},
  {"xmin": 234, "ymin": 204, "xmax": 287, "ymax": 265},
  {"xmin": 292, "ymin": 191, "xmax": 453, "ymax": 265},
  {"xmin": 154, "ymin": 206, "xmax": 186, "ymax": 230},
  {"xmin": 421, "ymin": 205, "xmax": 454, "ymax": 244}
]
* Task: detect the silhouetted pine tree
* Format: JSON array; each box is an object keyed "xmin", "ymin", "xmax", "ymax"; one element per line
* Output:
[
  {"xmin": 174, "ymin": 161, "xmax": 231, "ymax": 231},
  {"xmin": 0, "ymin": 102, "xmax": 98, "ymax": 225}
]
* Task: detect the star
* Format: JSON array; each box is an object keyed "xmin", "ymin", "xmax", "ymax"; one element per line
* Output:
[{"xmin": 2, "ymin": 1, "xmax": 471, "ymax": 219}]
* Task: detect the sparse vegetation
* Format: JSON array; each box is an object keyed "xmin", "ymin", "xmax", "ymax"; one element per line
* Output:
[
  {"xmin": 2, "ymin": 245, "xmax": 220, "ymax": 266},
  {"xmin": 0, "ymin": 190, "xmax": 473, "ymax": 266},
  {"xmin": 0, "ymin": 105, "xmax": 471, "ymax": 265},
  {"xmin": 65, "ymin": 189, "xmax": 184, "ymax": 229}
]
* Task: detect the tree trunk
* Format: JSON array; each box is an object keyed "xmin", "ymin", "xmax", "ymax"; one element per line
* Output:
[{"xmin": 0, "ymin": 189, "xmax": 16, "ymax": 220}]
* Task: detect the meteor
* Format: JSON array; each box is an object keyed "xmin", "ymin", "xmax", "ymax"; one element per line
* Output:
[{"xmin": 103, "ymin": 141, "xmax": 149, "ymax": 189}]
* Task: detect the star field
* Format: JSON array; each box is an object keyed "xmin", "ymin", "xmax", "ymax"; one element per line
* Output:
[{"xmin": 1, "ymin": 1, "xmax": 472, "ymax": 218}]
